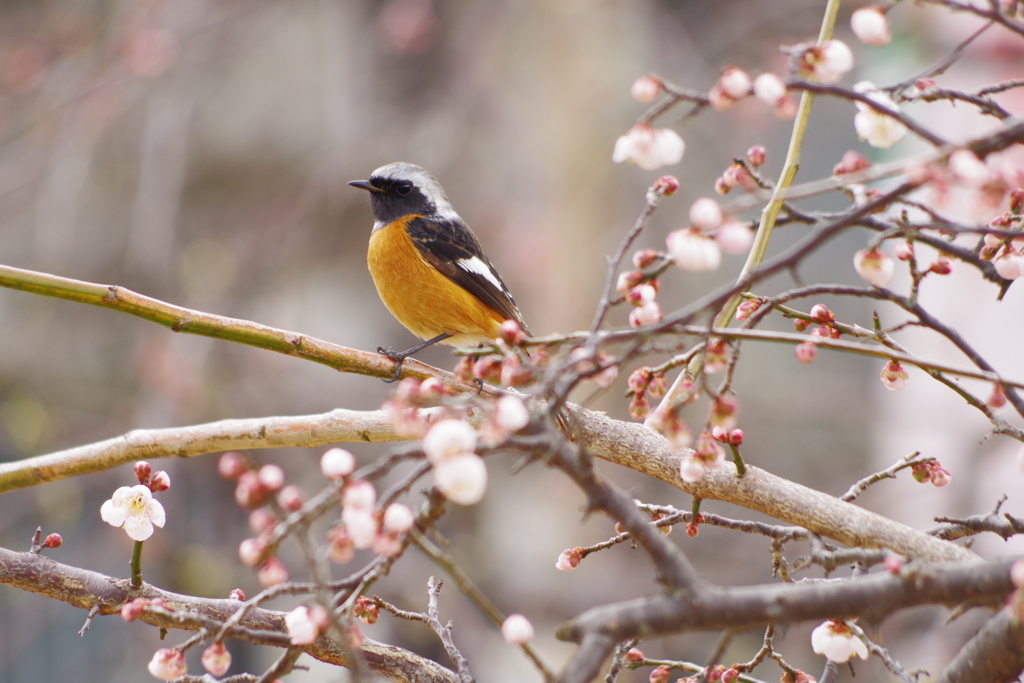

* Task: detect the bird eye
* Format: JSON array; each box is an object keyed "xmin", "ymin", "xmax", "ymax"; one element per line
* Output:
[{"xmin": 397, "ymin": 182, "xmax": 413, "ymax": 195}]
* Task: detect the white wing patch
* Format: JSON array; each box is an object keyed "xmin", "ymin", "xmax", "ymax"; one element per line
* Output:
[{"xmin": 457, "ymin": 256, "xmax": 505, "ymax": 292}]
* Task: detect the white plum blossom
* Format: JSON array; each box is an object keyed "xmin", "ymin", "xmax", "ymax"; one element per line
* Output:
[
  {"xmin": 804, "ymin": 40, "xmax": 854, "ymax": 84},
  {"xmin": 948, "ymin": 149, "xmax": 991, "ymax": 186},
  {"xmin": 714, "ymin": 221, "xmax": 755, "ymax": 255},
  {"xmin": 382, "ymin": 503, "xmax": 416, "ymax": 534},
  {"xmin": 423, "ymin": 419, "xmax": 477, "ymax": 463},
  {"xmin": 494, "ymin": 395, "xmax": 531, "ymax": 432},
  {"xmin": 853, "ymin": 247, "xmax": 894, "ymax": 286},
  {"xmin": 811, "ymin": 620, "xmax": 869, "ymax": 663},
  {"xmin": 853, "ymin": 82, "xmax": 907, "ymax": 149},
  {"xmin": 342, "ymin": 506, "xmax": 379, "ymax": 549},
  {"xmin": 321, "ymin": 448, "xmax": 356, "ymax": 480},
  {"xmin": 718, "ymin": 67, "xmax": 752, "ymax": 100},
  {"xmin": 501, "ymin": 614, "xmax": 535, "ymax": 645},
  {"xmin": 342, "ymin": 480, "xmax": 377, "ymax": 509},
  {"xmin": 100, "ymin": 485, "xmax": 166, "ymax": 542},
  {"xmin": 147, "ymin": 648, "xmax": 187, "ymax": 681},
  {"xmin": 629, "ymin": 300, "xmax": 663, "ymax": 328},
  {"xmin": 753, "ymin": 73, "xmax": 787, "ymax": 106},
  {"xmin": 434, "ymin": 453, "xmax": 488, "ymax": 505},
  {"xmin": 667, "ymin": 228, "xmax": 722, "ymax": 272},
  {"xmin": 612, "ymin": 125, "xmax": 685, "ymax": 171},
  {"xmin": 851, "ymin": 7, "xmax": 892, "ymax": 46},
  {"xmin": 993, "ymin": 250, "xmax": 1024, "ymax": 280},
  {"xmin": 285, "ymin": 605, "xmax": 327, "ymax": 645},
  {"xmin": 689, "ymin": 197, "xmax": 723, "ymax": 232}
]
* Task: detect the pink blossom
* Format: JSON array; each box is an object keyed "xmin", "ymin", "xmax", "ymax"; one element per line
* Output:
[
  {"xmin": 147, "ymin": 648, "xmax": 187, "ymax": 681},
  {"xmin": 342, "ymin": 506, "xmax": 379, "ymax": 549},
  {"xmin": 679, "ymin": 455, "xmax": 707, "ymax": 482},
  {"xmin": 257, "ymin": 464, "xmax": 285, "ymax": 492},
  {"xmin": 626, "ymin": 283, "xmax": 657, "ymax": 306},
  {"xmin": 949, "ymin": 149, "xmax": 991, "ymax": 186},
  {"xmin": 718, "ymin": 67, "xmax": 752, "ymax": 100},
  {"xmin": 257, "ymin": 557, "xmax": 288, "ymax": 587},
  {"xmin": 612, "ymin": 125, "xmax": 685, "ymax": 171},
  {"xmin": 501, "ymin": 614, "xmax": 535, "ymax": 645},
  {"xmin": 343, "ymin": 480, "xmax": 377, "ymax": 509},
  {"xmin": 993, "ymin": 250, "xmax": 1024, "ymax": 280},
  {"xmin": 217, "ymin": 451, "xmax": 249, "ymax": 480},
  {"xmin": 631, "ymin": 75, "xmax": 661, "ymax": 103},
  {"xmin": 238, "ymin": 537, "xmax": 266, "ymax": 567},
  {"xmin": 285, "ymin": 605, "xmax": 327, "ymax": 645},
  {"xmin": 795, "ymin": 342, "xmax": 818, "ymax": 364}
]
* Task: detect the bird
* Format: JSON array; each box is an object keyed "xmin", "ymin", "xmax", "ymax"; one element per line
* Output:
[{"xmin": 349, "ymin": 162, "xmax": 530, "ymax": 381}]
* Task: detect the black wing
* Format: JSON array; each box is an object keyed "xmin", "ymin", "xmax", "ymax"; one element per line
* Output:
[{"xmin": 406, "ymin": 216, "xmax": 531, "ymax": 334}]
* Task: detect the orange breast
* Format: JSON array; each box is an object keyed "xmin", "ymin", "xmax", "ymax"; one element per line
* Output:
[{"xmin": 367, "ymin": 217, "xmax": 504, "ymax": 346}]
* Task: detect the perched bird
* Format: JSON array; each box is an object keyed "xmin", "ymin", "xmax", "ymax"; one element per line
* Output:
[{"xmin": 349, "ymin": 162, "xmax": 530, "ymax": 380}]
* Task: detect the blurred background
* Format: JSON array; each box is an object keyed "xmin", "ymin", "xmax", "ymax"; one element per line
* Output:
[{"xmin": 0, "ymin": 0, "xmax": 1022, "ymax": 681}]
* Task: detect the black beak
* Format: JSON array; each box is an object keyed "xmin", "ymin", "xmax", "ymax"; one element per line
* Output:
[{"xmin": 349, "ymin": 180, "xmax": 384, "ymax": 192}]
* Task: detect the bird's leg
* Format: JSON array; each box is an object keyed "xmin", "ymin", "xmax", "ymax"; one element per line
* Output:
[{"xmin": 377, "ymin": 333, "xmax": 452, "ymax": 383}]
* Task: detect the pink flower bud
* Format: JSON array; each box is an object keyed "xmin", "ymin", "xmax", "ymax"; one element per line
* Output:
[
  {"xmin": 258, "ymin": 557, "xmax": 289, "ymax": 587},
  {"xmin": 218, "ymin": 451, "xmax": 250, "ymax": 480},
  {"xmin": 994, "ymin": 251, "xmax": 1024, "ymax": 280},
  {"xmin": 627, "ymin": 367, "xmax": 652, "ymax": 394},
  {"xmin": 853, "ymin": 247, "xmax": 894, "ymax": 286},
  {"xmin": 1010, "ymin": 559, "xmax": 1024, "ymax": 589},
  {"xmin": 148, "ymin": 470, "xmax": 170, "ymax": 492},
  {"xmin": 342, "ymin": 506, "xmax": 378, "ymax": 548},
  {"xmin": 556, "ymin": 547, "xmax": 583, "ymax": 571},
  {"xmin": 653, "ymin": 175, "xmax": 680, "ymax": 196},
  {"xmin": 43, "ymin": 533, "xmax": 62, "ymax": 548},
  {"xmin": 1009, "ymin": 188, "xmax": 1024, "ymax": 213},
  {"xmin": 321, "ymin": 448, "xmax": 356, "ymax": 480},
  {"xmin": 148, "ymin": 648, "xmax": 187, "ymax": 681},
  {"xmin": 679, "ymin": 455, "xmax": 706, "ymax": 483},
  {"xmin": 747, "ymin": 145, "xmax": 767, "ymax": 167},
  {"xmin": 914, "ymin": 77, "xmax": 936, "ymax": 92},
  {"xmin": 809, "ymin": 304, "xmax": 834, "ymax": 324},
  {"xmin": 134, "ymin": 461, "xmax": 152, "ymax": 484},
  {"xmin": 238, "ymin": 537, "xmax": 267, "ymax": 567},
  {"xmin": 708, "ymin": 82, "xmax": 737, "ymax": 111},
  {"xmin": 235, "ymin": 470, "xmax": 269, "ymax": 509},
  {"xmin": 689, "ymin": 197, "xmax": 724, "ymax": 231},
  {"xmin": 647, "ymin": 373, "xmax": 668, "ymax": 398},
  {"xmin": 632, "ymin": 249, "xmax": 660, "ymax": 270},
  {"xmin": 722, "ymin": 667, "xmax": 740, "ymax": 683},
  {"xmin": 851, "ymin": 7, "xmax": 891, "ymax": 46},
  {"xmin": 833, "ymin": 150, "xmax": 871, "ymax": 176},
  {"xmin": 718, "ymin": 67, "xmax": 752, "ymax": 100},
  {"xmin": 650, "ymin": 664, "xmax": 671, "ymax": 683},
  {"xmin": 687, "ymin": 522, "xmax": 700, "ymax": 536},
  {"xmin": 285, "ymin": 605, "xmax": 324, "ymax": 645},
  {"xmin": 795, "ymin": 341, "xmax": 818, "ymax": 364},
  {"xmin": 472, "ymin": 356, "xmax": 502, "ymax": 383},
  {"xmin": 278, "ymin": 485, "xmax": 305, "ymax": 512},
  {"xmin": 988, "ymin": 384, "xmax": 1008, "ymax": 408},
  {"xmin": 257, "ymin": 464, "xmax": 285, "ymax": 492},
  {"xmin": 382, "ymin": 503, "xmax": 415, "ymax": 534},
  {"xmin": 628, "ymin": 393, "xmax": 649, "ymax": 420},
  {"xmin": 343, "ymin": 480, "xmax": 377, "ymax": 510},
  {"xmin": 631, "ymin": 75, "xmax": 661, "ymax": 103},
  {"xmin": 121, "ymin": 598, "xmax": 145, "ymax": 622},
  {"xmin": 793, "ymin": 318, "xmax": 810, "ymax": 332},
  {"xmin": 930, "ymin": 466, "xmax": 952, "ymax": 487},
  {"xmin": 328, "ymin": 525, "xmax": 355, "ymax": 564},
  {"xmin": 714, "ymin": 176, "xmax": 732, "ymax": 195},
  {"xmin": 884, "ymin": 554, "xmax": 904, "ymax": 574},
  {"xmin": 626, "ymin": 284, "xmax": 657, "ymax": 306},
  {"xmin": 880, "ymin": 360, "xmax": 908, "ymax": 391},
  {"xmin": 201, "ymin": 641, "xmax": 232, "ymax": 677},
  {"xmin": 625, "ymin": 647, "xmax": 645, "ymax": 663},
  {"xmin": 895, "ymin": 241, "xmax": 914, "ymax": 261},
  {"xmin": 753, "ymin": 73, "xmax": 787, "ymax": 106},
  {"xmin": 501, "ymin": 614, "xmax": 535, "ymax": 645},
  {"xmin": 499, "ymin": 319, "xmax": 526, "ymax": 344},
  {"xmin": 616, "ymin": 271, "xmax": 645, "ymax": 294},
  {"xmin": 628, "ymin": 301, "xmax": 663, "ymax": 328},
  {"xmin": 929, "ymin": 255, "xmax": 952, "ymax": 275},
  {"xmin": 229, "ymin": 588, "xmax": 245, "ymax": 601},
  {"xmin": 249, "ymin": 507, "xmax": 276, "ymax": 535},
  {"xmin": 729, "ymin": 429, "xmax": 744, "ymax": 445}
]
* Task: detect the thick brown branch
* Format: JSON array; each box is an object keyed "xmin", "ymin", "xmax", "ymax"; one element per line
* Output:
[{"xmin": 0, "ymin": 546, "xmax": 457, "ymax": 683}]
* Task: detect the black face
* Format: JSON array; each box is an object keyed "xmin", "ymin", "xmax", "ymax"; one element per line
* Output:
[{"xmin": 352, "ymin": 176, "xmax": 436, "ymax": 224}]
